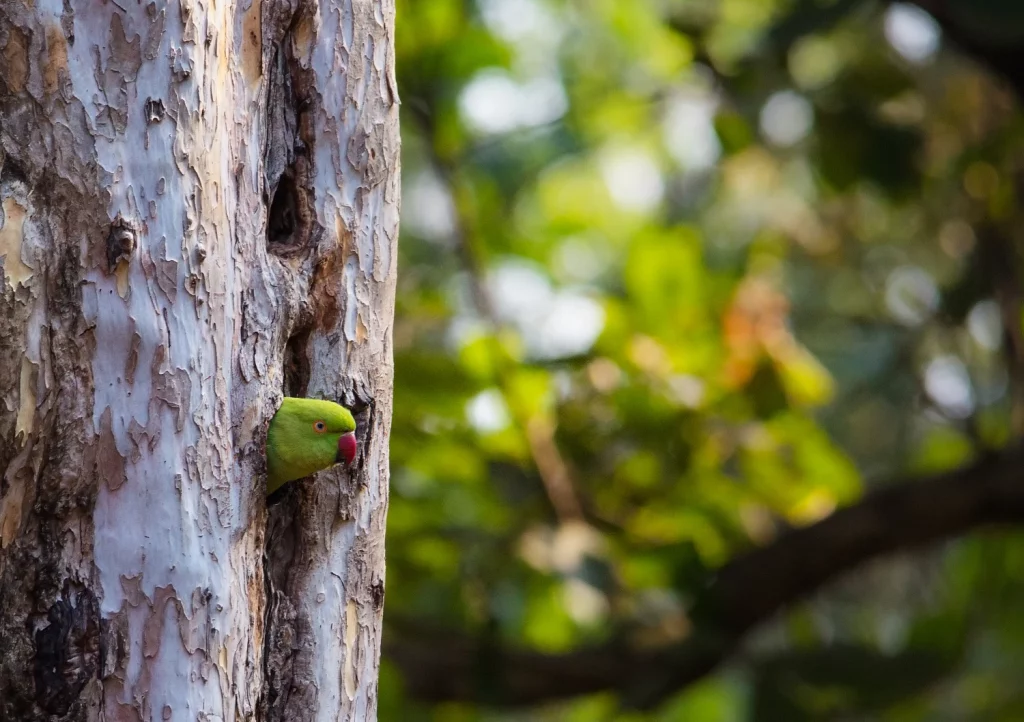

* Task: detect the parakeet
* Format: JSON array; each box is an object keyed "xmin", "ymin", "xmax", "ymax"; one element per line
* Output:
[{"xmin": 266, "ymin": 397, "xmax": 358, "ymax": 495}]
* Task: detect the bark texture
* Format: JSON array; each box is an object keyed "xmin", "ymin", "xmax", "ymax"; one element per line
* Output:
[{"xmin": 0, "ymin": 0, "xmax": 399, "ymax": 720}]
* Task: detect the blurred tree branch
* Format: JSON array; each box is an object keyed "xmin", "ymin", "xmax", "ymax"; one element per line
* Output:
[
  {"xmin": 977, "ymin": 225, "xmax": 1024, "ymax": 435},
  {"xmin": 385, "ymin": 445, "xmax": 1024, "ymax": 708},
  {"xmin": 406, "ymin": 104, "xmax": 587, "ymax": 523}
]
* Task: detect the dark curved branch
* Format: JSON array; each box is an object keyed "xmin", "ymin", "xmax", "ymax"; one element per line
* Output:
[
  {"xmin": 907, "ymin": 0, "xmax": 1024, "ymax": 102},
  {"xmin": 685, "ymin": 0, "xmax": 1024, "ymax": 104},
  {"xmin": 385, "ymin": 447, "xmax": 1024, "ymax": 708}
]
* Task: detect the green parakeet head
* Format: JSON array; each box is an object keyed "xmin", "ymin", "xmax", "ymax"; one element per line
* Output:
[{"xmin": 266, "ymin": 397, "xmax": 358, "ymax": 494}]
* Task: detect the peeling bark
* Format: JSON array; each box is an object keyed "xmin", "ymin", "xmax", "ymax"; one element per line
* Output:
[{"xmin": 0, "ymin": 0, "xmax": 399, "ymax": 720}]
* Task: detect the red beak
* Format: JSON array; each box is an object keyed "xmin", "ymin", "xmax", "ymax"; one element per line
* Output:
[{"xmin": 337, "ymin": 432, "xmax": 357, "ymax": 465}]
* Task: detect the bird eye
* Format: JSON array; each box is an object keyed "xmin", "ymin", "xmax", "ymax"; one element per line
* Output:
[{"xmin": 313, "ymin": 420, "xmax": 327, "ymax": 433}]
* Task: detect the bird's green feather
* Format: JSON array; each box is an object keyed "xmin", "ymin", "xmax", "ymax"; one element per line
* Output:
[{"xmin": 266, "ymin": 397, "xmax": 356, "ymax": 494}]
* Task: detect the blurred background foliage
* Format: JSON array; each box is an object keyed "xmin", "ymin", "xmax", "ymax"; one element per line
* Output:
[{"xmin": 381, "ymin": 0, "xmax": 1024, "ymax": 719}]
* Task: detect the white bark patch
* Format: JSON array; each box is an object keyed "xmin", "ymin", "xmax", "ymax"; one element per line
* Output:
[
  {"xmin": 58, "ymin": 1, "xmax": 260, "ymax": 715},
  {"xmin": 0, "ymin": 197, "xmax": 31, "ymax": 291},
  {"xmin": 343, "ymin": 255, "xmax": 359, "ymax": 341}
]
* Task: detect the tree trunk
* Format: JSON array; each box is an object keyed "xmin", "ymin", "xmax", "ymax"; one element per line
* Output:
[{"xmin": 0, "ymin": 0, "xmax": 399, "ymax": 719}]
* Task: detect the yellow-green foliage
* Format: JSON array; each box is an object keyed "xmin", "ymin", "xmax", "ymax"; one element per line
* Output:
[{"xmin": 385, "ymin": 0, "xmax": 1024, "ymax": 719}]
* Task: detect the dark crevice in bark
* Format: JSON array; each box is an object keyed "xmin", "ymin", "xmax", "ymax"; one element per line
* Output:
[
  {"xmin": 259, "ymin": 3, "xmax": 330, "ymax": 720},
  {"xmin": 32, "ymin": 582, "xmax": 101, "ymax": 716},
  {"xmin": 282, "ymin": 329, "xmax": 311, "ymax": 398},
  {"xmin": 0, "ymin": 155, "xmax": 28, "ymax": 185},
  {"xmin": 264, "ymin": 162, "xmax": 315, "ymax": 259},
  {"xmin": 267, "ymin": 169, "xmax": 299, "ymax": 248},
  {"xmin": 263, "ymin": 5, "xmax": 320, "ymax": 260},
  {"xmin": 261, "ymin": 487, "xmax": 302, "ymax": 720},
  {"xmin": 340, "ymin": 379, "xmax": 376, "ymax": 475}
]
